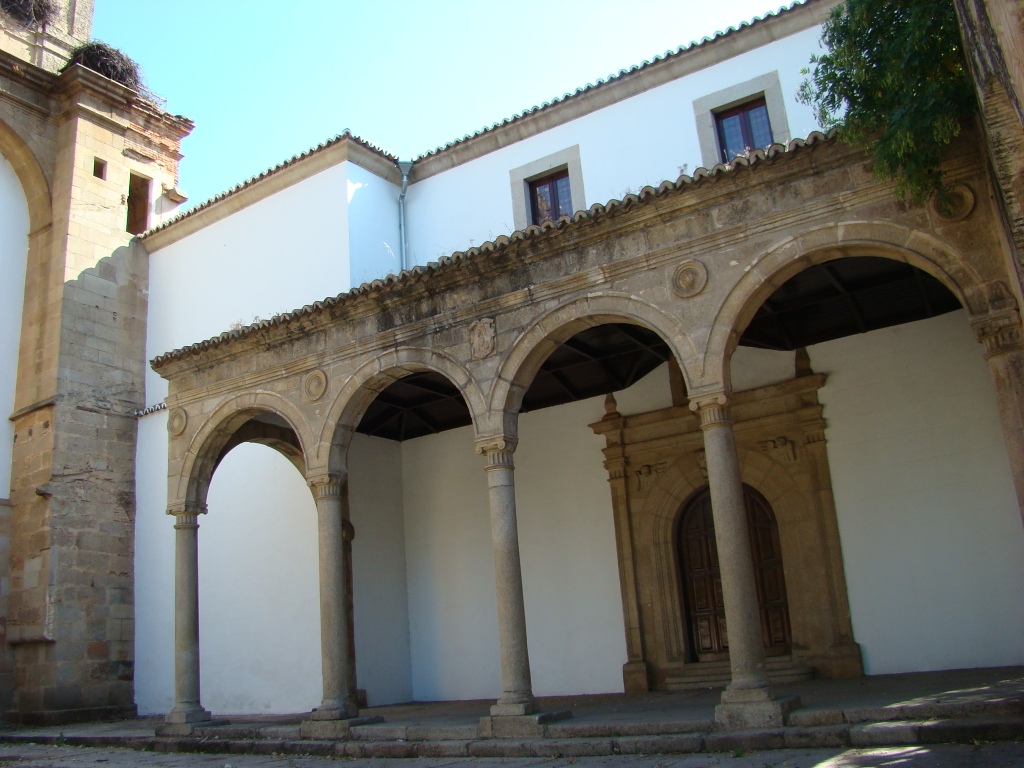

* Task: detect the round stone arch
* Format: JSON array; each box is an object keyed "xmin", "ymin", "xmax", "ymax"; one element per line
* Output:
[
  {"xmin": 636, "ymin": 444, "xmax": 840, "ymax": 669},
  {"xmin": 487, "ymin": 293, "xmax": 699, "ymax": 434},
  {"xmin": 701, "ymin": 222, "xmax": 990, "ymax": 392},
  {"xmin": 172, "ymin": 391, "xmax": 315, "ymax": 510},
  {"xmin": 0, "ymin": 117, "xmax": 51, "ymax": 233},
  {"xmin": 315, "ymin": 347, "xmax": 486, "ymax": 475}
]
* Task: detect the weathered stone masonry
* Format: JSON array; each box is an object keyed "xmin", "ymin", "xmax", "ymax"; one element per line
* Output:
[
  {"xmin": 1, "ymin": 43, "xmax": 191, "ymax": 721},
  {"xmin": 152, "ymin": 130, "xmax": 1024, "ymax": 730}
]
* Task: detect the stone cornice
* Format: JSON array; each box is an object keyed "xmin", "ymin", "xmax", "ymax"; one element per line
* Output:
[
  {"xmin": 0, "ymin": 47, "xmax": 55, "ymax": 91},
  {"xmin": 591, "ymin": 374, "xmax": 828, "ymax": 454},
  {"xmin": 141, "ymin": 136, "xmax": 399, "ymax": 252},
  {"xmin": 55, "ymin": 65, "xmax": 194, "ymax": 139},
  {"xmin": 151, "ymin": 131, "xmax": 858, "ymax": 379}
]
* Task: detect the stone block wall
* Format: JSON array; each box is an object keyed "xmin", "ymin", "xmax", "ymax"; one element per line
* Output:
[{"xmin": 2, "ymin": 51, "xmax": 190, "ymax": 721}]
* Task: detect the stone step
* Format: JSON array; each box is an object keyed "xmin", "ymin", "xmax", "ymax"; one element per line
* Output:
[
  {"xmin": 4, "ymin": 714, "xmax": 1022, "ymax": 759},
  {"xmin": 665, "ymin": 657, "xmax": 813, "ymax": 690}
]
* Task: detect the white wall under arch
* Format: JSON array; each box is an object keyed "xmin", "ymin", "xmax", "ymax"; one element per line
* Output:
[
  {"xmin": 0, "ymin": 154, "xmax": 29, "ymax": 498},
  {"xmin": 725, "ymin": 311, "xmax": 1024, "ymax": 675},
  {"xmin": 198, "ymin": 442, "xmax": 321, "ymax": 714},
  {"xmin": 811, "ymin": 311, "xmax": 1024, "ymax": 674}
]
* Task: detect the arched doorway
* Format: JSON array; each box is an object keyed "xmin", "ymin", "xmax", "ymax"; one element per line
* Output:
[{"xmin": 678, "ymin": 484, "xmax": 790, "ymax": 662}]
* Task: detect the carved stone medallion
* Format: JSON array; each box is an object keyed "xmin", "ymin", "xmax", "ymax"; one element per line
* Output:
[
  {"xmin": 470, "ymin": 318, "xmax": 496, "ymax": 360},
  {"xmin": 931, "ymin": 182, "xmax": 975, "ymax": 221},
  {"xmin": 672, "ymin": 259, "xmax": 708, "ymax": 298},
  {"xmin": 167, "ymin": 407, "xmax": 188, "ymax": 436},
  {"xmin": 302, "ymin": 369, "xmax": 328, "ymax": 402}
]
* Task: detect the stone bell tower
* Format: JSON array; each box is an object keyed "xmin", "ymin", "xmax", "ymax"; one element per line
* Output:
[{"xmin": 0, "ymin": 0, "xmax": 192, "ymax": 723}]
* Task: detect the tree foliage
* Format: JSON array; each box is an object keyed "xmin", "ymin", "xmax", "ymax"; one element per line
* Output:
[{"xmin": 798, "ymin": 0, "xmax": 976, "ymax": 205}]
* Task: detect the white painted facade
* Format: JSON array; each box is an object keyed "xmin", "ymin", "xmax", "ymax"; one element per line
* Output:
[
  {"xmin": 124, "ymin": 2, "xmax": 1024, "ymax": 717},
  {"xmin": 0, "ymin": 155, "xmax": 28, "ymax": 498},
  {"xmin": 405, "ymin": 27, "xmax": 822, "ymax": 266}
]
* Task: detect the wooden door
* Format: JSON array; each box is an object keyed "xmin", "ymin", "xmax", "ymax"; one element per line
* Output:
[{"xmin": 678, "ymin": 485, "xmax": 791, "ymax": 661}]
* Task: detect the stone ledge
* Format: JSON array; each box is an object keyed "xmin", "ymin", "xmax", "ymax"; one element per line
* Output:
[
  {"xmin": 298, "ymin": 715, "xmax": 384, "ymax": 740},
  {"xmin": 478, "ymin": 709, "xmax": 572, "ymax": 738},
  {"xmin": 1, "ymin": 713, "xmax": 1022, "ymax": 760},
  {"xmin": 4, "ymin": 704, "xmax": 136, "ymax": 726}
]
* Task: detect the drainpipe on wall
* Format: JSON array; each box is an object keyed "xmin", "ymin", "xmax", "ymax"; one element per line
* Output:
[{"xmin": 397, "ymin": 160, "xmax": 414, "ymax": 271}]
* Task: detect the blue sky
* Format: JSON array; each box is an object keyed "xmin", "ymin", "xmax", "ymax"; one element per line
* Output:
[{"xmin": 92, "ymin": 1, "xmax": 814, "ymax": 208}]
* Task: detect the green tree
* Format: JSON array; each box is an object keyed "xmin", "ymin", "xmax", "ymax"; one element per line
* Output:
[{"xmin": 798, "ymin": 0, "xmax": 976, "ymax": 205}]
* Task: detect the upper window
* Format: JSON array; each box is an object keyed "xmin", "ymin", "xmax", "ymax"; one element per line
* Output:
[
  {"xmin": 715, "ymin": 98, "xmax": 773, "ymax": 164},
  {"xmin": 509, "ymin": 146, "xmax": 586, "ymax": 231},
  {"xmin": 692, "ymin": 72, "xmax": 791, "ymax": 170},
  {"xmin": 529, "ymin": 170, "xmax": 572, "ymax": 225}
]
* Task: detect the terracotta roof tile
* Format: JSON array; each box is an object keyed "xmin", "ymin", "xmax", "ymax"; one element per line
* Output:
[
  {"xmin": 151, "ymin": 130, "xmax": 836, "ymax": 369},
  {"xmin": 413, "ymin": 1, "xmax": 808, "ymax": 161},
  {"xmin": 141, "ymin": 1, "xmax": 813, "ymax": 241}
]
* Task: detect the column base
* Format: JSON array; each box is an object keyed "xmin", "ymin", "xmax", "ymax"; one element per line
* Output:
[
  {"xmin": 157, "ymin": 705, "xmax": 227, "ymax": 737},
  {"xmin": 163, "ymin": 703, "xmax": 212, "ymax": 725},
  {"xmin": 622, "ymin": 660, "xmax": 650, "ymax": 693},
  {"xmin": 715, "ymin": 695, "xmax": 801, "ymax": 730},
  {"xmin": 479, "ymin": 710, "xmax": 572, "ymax": 739},
  {"xmin": 308, "ymin": 701, "xmax": 360, "ymax": 721},
  {"xmin": 299, "ymin": 715, "xmax": 384, "ymax": 740},
  {"xmin": 490, "ymin": 698, "xmax": 538, "ymax": 717}
]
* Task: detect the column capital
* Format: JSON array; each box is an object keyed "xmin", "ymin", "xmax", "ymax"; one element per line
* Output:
[
  {"xmin": 308, "ymin": 473, "xmax": 345, "ymax": 500},
  {"xmin": 971, "ymin": 309, "xmax": 1024, "ymax": 359},
  {"xmin": 167, "ymin": 502, "xmax": 207, "ymax": 528},
  {"xmin": 689, "ymin": 393, "xmax": 733, "ymax": 428},
  {"xmin": 475, "ymin": 435, "xmax": 517, "ymax": 466}
]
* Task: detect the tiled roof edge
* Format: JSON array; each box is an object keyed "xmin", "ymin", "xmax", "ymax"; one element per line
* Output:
[
  {"xmin": 141, "ymin": 0, "xmax": 820, "ymax": 243},
  {"xmin": 151, "ymin": 130, "xmax": 837, "ymax": 370},
  {"xmin": 412, "ymin": 1, "xmax": 814, "ymax": 163},
  {"xmin": 140, "ymin": 131, "xmax": 398, "ymax": 239}
]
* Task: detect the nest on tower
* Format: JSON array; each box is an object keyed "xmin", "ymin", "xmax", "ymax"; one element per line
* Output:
[{"xmin": 64, "ymin": 41, "xmax": 143, "ymax": 93}]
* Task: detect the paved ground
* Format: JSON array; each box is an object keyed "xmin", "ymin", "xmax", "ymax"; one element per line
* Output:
[{"xmin": 0, "ymin": 742, "xmax": 1022, "ymax": 767}]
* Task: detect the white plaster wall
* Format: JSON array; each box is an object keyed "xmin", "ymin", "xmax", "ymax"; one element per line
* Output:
[
  {"xmin": 810, "ymin": 312, "xmax": 1024, "ymax": 674},
  {"xmin": 731, "ymin": 346, "xmax": 795, "ymax": 392},
  {"xmin": 406, "ymin": 26, "xmax": 822, "ymax": 265},
  {"xmin": 144, "ymin": 162, "xmax": 351, "ymax": 407},
  {"xmin": 401, "ymin": 384, "xmax": 645, "ymax": 701},
  {"xmin": 133, "ymin": 413, "xmax": 176, "ymax": 714},
  {"xmin": 136, "ymin": 160, "xmax": 413, "ymax": 713},
  {"xmin": 349, "ymin": 433, "xmax": 413, "ymax": 706},
  {"xmin": 345, "ymin": 163, "xmax": 401, "ymax": 286},
  {"xmin": 198, "ymin": 444, "xmax": 322, "ymax": 714},
  {"xmin": 134, "ymin": 429, "xmax": 412, "ymax": 714},
  {"xmin": 0, "ymin": 155, "xmax": 29, "ymax": 497}
]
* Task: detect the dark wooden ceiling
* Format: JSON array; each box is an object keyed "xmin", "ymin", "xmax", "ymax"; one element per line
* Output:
[{"xmin": 356, "ymin": 257, "xmax": 961, "ymax": 441}]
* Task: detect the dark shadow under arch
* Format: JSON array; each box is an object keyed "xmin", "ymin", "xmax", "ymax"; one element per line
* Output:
[{"xmin": 738, "ymin": 256, "xmax": 962, "ymax": 351}]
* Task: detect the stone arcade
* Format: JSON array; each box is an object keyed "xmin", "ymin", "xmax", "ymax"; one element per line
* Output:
[{"xmin": 1, "ymin": 0, "xmax": 1023, "ymax": 731}]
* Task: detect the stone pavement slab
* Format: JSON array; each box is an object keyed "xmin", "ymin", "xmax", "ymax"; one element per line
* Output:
[{"xmin": 1, "ymin": 742, "xmax": 1024, "ymax": 767}]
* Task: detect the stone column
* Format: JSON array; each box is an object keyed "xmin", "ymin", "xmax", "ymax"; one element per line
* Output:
[
  {"xmin": 691, "ymin": 394, "xmax": 796, "ymax": 729},
  {"xmin": 973, "ymin": 310, "xmax": 1024, "ymax": 528},
  {"xmin": 164, "ymin": 503, "xmax": 212, "ymax": 727},
  {"xmin": 476, "ymin": 437, "xmax": 538, "ymax": 717},
  {"xmin": 308, "ymin": 475, "xmax": 359, "ymax": 720}
]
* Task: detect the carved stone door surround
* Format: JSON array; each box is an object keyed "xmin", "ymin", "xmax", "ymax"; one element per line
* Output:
[{"xmin": 591, "ymin": 372, "xmax": 863, "ymax": 692}]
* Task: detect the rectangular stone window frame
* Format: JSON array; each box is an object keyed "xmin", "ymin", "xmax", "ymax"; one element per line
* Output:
[
  {"xmin": 693, "ymin": 71, "xmax": 791, "ymax": 170},
  {"xmin": 509, "ymin": 145, "xmax": 586, "ymax": 231}
]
